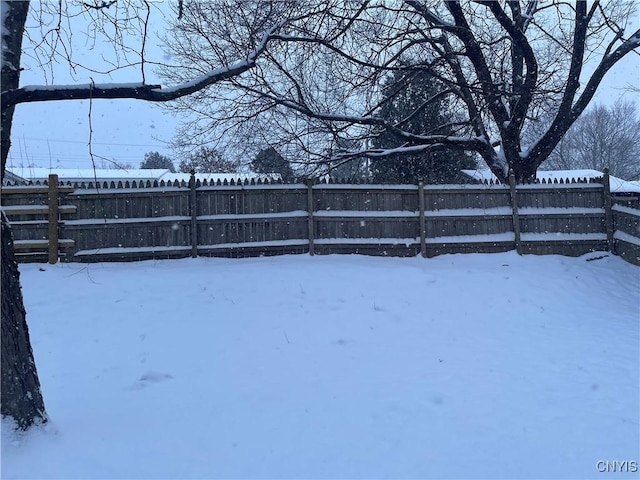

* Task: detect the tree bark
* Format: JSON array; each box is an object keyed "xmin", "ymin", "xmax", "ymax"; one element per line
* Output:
[
  {"xmin": 1, "ymin": 0, "xmax": 47, "ymax": 430},
  {"xmin": 1, "ymin": 213, "xmax": 47, "ymax": 429},
  {"xmin": 1, "ymin": 0, "xmax": 29, "ymax": 177}
]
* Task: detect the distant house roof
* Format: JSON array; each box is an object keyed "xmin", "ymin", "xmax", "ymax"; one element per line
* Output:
[
  {"xmin": 2, "ymin": 170, "xmax": 27, "ymax": 185},
  {"xmin": 5, "ymin": 168, "xmax": 282, "ymax": 185},
  {"xmin": 161, "ymin": 172, "xmax": 282, "ymax": 184},
  {"xmin": 461, "ymin": 169, "xmax": 640, "ymax": 194},
  {"xmin": 6, "ymin": 167, "xmax": 171, "ymax": 183}
]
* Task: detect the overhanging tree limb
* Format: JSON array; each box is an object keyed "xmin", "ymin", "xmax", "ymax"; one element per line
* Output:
[{"xmin": 1, "ymin": 23, "xmax": 280, "ymax": 108}]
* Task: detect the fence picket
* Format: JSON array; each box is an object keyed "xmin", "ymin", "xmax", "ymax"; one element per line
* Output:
[
  {"xmin": 307, "ymin": 179, "xmax": 315, "ymax": 256},
  {"xmin": 603, "ymin": 168, "xmax": 614, "ymax": 252}
]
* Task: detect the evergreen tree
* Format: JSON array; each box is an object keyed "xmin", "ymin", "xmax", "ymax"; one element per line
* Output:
[
  {"xmin": 330, "ymin": 158, "xmax": 369, "ymax": 183},
  {"xmin": 179, "ymin": 147, "xmax": 239, "ymax": 173},
  {"xmin": 250, "ymin": 147, "xmax": 294, "ymax": 181},
  {"xmin": 141, "ymin": 152, "xmax": 176, "ymax": 172},
  {"xmin": 370, "ymin": 70, "xmax": 475, "ymax": 184}
]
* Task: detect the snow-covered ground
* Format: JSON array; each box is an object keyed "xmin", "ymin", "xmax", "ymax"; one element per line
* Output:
[{"xmin": 2, "ymin": 252, "xmax": 639, "ymax": 479}]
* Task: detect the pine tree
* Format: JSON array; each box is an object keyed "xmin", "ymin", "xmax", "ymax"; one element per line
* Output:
[
  {"xmin": 178, "ymin": 147, "xmax": 239, "ymax": 173},
  {"xmin": 141, "ymin": 152, "xmax": 176, "ymax": 172},
  {"xmin": 370, "ymin": 70, "xmax": 475, "ymax": 184},
  {"xmin": 250, "ymin": 147, "xmax": 294, "ymax": 181}
]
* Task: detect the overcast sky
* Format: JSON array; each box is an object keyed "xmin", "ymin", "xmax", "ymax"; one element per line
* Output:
[
  {"xmin": 7, "ymin": 4, "xmax": 640, "ymax": 172},
  {"xmin": 9, "ymin": 2, "xmax": 179, "ymax": 171}
]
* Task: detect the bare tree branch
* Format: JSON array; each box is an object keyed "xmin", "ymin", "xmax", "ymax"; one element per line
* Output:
[{"xmin": 2, "ymin": 23, "xmax": 281, "ymax": 107}]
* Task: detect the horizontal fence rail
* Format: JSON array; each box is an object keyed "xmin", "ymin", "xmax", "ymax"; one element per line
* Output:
[{"xmin": 2, "ymin": 172, "xmax": 639, "ymax": 265}]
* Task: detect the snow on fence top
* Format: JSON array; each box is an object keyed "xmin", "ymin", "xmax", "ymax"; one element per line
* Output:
[
  {"xmin": 462, "ymin": 168, "xmax": 640, "ymax": 193},
  {"xmin": 3, "ymin": 167, "xmax": 640, "ymax": 193},
  {"xmin": 2, "ymin": 177, "xmax": 297, "ymax": 189},
  {"xmin": 3, "ymin": 168, "xmax": 283, "ymax": 188}
]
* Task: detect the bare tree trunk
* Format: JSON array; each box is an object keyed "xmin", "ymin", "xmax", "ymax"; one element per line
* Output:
[
  {"xmin": 1, "ymin": 214, "xmax": 47, "ymax": 429},
  {"xmin": 1, "ymin": 0, "xmax": 46, "ymax": 430}
]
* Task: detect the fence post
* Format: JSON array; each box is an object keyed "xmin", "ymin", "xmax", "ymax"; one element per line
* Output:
[
  {"xmin": 48, "ymin": 174, "xmax": 59, "ymax": 264},
  {"xmin": 603, "ymin": 168, "xmax": 614, "ymax": 252},
  {"xmin": 418, "ymin": 181, "xmax": 426, "ymax": 258},
  {"xmin": 508, "ymin": 172, "xmax": 522, "ymax": 255},
  {"xmin": 307, "ymin": 179, "xmax": 315, "ymax": 256},
  {"xmin": 189, "ymin": 170, "xmax": 198, "ymax": 258}
]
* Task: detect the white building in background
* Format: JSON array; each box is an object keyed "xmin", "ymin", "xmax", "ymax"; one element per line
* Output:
[
  {"xmin": 4, "ymin": 167, "xmax": 281, "ymax": 185},
  {"xmin": 3, "ymin": 170, "xmax": 27, "ymax": 184},
  {"xmin": 160, "ymin": 172, "xmax": 282, "ymax": 184},
  {"xmin": 461, "ymin": 168, "xmax": 640, "ymax": 194},
  {"xmin": 5, "ymin": 167, "xmax": 170, "ymax": 184}
]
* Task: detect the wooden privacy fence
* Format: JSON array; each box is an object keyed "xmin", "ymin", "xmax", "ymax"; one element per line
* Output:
[{"xmin": 2, "ymin": 172, "xmax": 639, "ymax": 265}]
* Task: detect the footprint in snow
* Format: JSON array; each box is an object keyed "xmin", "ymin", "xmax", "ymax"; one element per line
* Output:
[{"xmin": 128, "ymin": 371, "xmax": 173, "ymax": 390}]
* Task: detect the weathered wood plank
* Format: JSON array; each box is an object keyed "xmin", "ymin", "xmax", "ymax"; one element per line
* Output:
[
  {"xmin": 1, "ymin": 185, "xmax": 75, "ymax": 195},
  {"xmin": 2, "ymin": 205, "xmax": 76, "ymax": 215},
  {"xmin": 14, "ymin": 239, "xmax": 74, "ymax": 250}
]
